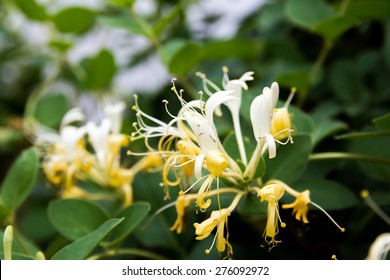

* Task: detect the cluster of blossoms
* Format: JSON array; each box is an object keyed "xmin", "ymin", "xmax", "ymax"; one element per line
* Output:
[
  {"xmin": 131, "ymin": 68, "xmax": 345, "ymax": 257},
  {"xmin": 28, "ymin": 101, "xmax": 161, "ymax": 206}
]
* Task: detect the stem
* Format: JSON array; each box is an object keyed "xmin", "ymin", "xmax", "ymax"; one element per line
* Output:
[
  {"xmin": 309, "ymin": 152, "xmax": 390, "ymax": 165},
  {"xmin": 87, "ymin": 248, "xmax": 168, "ymax": 260}
]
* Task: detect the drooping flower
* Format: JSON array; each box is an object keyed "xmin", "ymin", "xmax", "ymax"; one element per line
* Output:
[
  {"xmin": 282, "ymin": 190, "xmax": 310, "ymax": 224},
  {"xmin": 193, "ymin": 192, "xmax": 243, "ymax": 256},
  {"xmin": 257, "ymin": 181, "xmax": 286, "ymax": 249}
]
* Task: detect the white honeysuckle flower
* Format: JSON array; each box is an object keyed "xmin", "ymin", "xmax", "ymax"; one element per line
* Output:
[
  {"xmin": 86, "ymin": 119, "xmax": 111, "ymax": 168},
  {"xmin": 366, "ymin": 233, "xmax": 390, "ymax": 260},
  {"xmin": 60, "ymin": 107, "xmax": 85, "ymax": 130},
  {"xmin": 60, "ymin": 126, "xmax": 87, "ymax": 159},
  {"xmin": 250, "ymin": 82, "xmax": 279, "ymax": 159},
  {"xmin": 198, "ymin": 70, "xmax": 254, "ymax": 165},
  {"xmin": 104, "ymin": 101, "xmax": 126, "ymax": 134}
]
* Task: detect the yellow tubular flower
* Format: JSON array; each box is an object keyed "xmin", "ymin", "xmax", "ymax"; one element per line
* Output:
[
  {"xmin": 205, "ymin": 150, "xmax": 229, "ymax": 177},
  {"xmin": 170, "ymin": 195, "xmax": 192, "ymax": 234},
  {"xmin": 258, "ymin": 183, "xmax": 286, "ymax": 248},
  {"xmin": 194, "ymin": 193, "xmax": 243, "ymax": 256},
  {"xmin": 282, "ymin": 190, "xmax": 310, "ymax": 223},
  {"xmin": 270, "ymin": 107, "xmax": 292, "ymax": 140}
]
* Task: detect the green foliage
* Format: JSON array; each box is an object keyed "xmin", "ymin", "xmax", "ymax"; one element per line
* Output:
[
  {"xmin": 48, "ymin": 199, "xmax": 109, "ymax": 241},
  {"xmin": 51, "ymin": 218, "xmax": 123, "ymax": 260},
  {"xmin": 0, "ymin": 148, "xmax": 38, "ymax": 210},
  {"xmin": 52, "ymin": 7, "xmax": 95, "ymax": 34},
  {"xmin": 14, "ymin": 0, "xmax": 48, "ymax": 22},
  {"xmin": 82, "ymin": 49, "xmax": 117, "ymax": 90}
]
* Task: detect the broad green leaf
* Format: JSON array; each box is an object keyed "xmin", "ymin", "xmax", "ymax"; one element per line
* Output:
[
  {"xmin": 104, "ymin": 202, "xmax": 151, "ymax": 245},
  {"xmin": 263, "ymin": 134, "xmax": 313, "ymax": 185},
  {"xmin": 285, "ymin": 0, "xmax": 335, "ymax": 30},
  {"xmin": 52, "ymin": 7, "xmax": 95, "ymax": 34},
  {"xmin": 236, "ymin": 193, "xmax": 267, "ymax": 216},
  {"xmin": 1, "ymin": 148, "xmax": 38, "ymax": 210},
  {"xmin": 290, "ymin": 105, "xmax": 315, "ymax": 135},
  {"xmin": 351, "ymin": 134, "xmax": 390, "ymax": 183},
  {"xmin": 14, "ymin": 0, "xmax": 48, "ymax": 21},
  {"xmin": 276, "ymin": 71, "xmax": 311, "ymax": 93},
  {"xmin": 313, "ymin": 119, "xmax": 347, "ymax": 145},
  {"xmin": 256, "ymin": 3, "xmax": 285, "ymax": 32},
  {"xmin": 51, "ymin": 218, "xmax": 123, "ymax": 260},
  {"xmin": 48, "ymin": 199, "xmax": 108, "ymax": 241},
  {"xmin": 346, "ymin": 0, "xmax": 390, "ymax": 20},
  {"xmin": 313, "ymin": 15, "xmax": 359, "ymax": 40},
  {"xmin": 201, "ymin": 40, "xmax": 263, "ymax": 60},
  {"xmin": 34, "ymin": 94, "xmax": 70, "ymax": 129},
  {"xmin": 109, "ymin": 0, "xmax": 135, "ymax": 8},
  {"xmin": 97, "ymin": 16, "xmax": 145, "ymax": 35},
  {"xmin": 167, "ymin": 42, "xmax": 201, "ymax": 76},
  {"xmin": 0, "ymin": 253, "xmax": 34, "ymax": 260},
  {"xmin": 83, "ymin": 49, "xmax": 116, "ymax": 90},
  {"xmin": 373, "ymin": 113, "xmax": 390, "ymax": 131},
  {"xmin": 290, "ymin": 178, "xmax": 359, "ymax": 210},
  {"xmin": 336, "ymin": 131, "xmax": 390, "ymax": 140}
]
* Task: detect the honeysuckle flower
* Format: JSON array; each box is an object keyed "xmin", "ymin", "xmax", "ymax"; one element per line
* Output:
[
  {"xmin": 194, "ymin": 192, "xmax": 243, "ymax": 256},
  {"xmin": 366, "ymin": 233, "xmax": 390, "ymax": 260},
  {"xmin": 104, "ymin": 101, "xmax": 126, "ymax": 134},
  {"xmin": 29, "ymin": 108, "xmax": 89, "ymax": 194},
  {"xmin": 282, "ymin": 190, "xmax": 310, "ymax": 224},
  {"xmin": 197, "ymin": 68, "xmax": 254, "ymax": 165},
  {"xmin": 271, "ymin": 179, "xmax": 345, "ymax": 232},
  {"xmin": 257, "ymin": 182, "xmax": 286, "ymax": 248},
  {"xmin": 170, "ymin": 195, "xmax": 192, "ymax": 234}
]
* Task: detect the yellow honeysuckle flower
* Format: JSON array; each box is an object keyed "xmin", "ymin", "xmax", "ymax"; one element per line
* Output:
[
  {"xmin": 193, "ymin": 192, "xmax": 243, "ymax": 256},
  {"xmin": 282, "ymin": 190, "xmax": 310, "ymax": 224},
  {"xmin": 257, "ymin": 182, "xmax": 286, "ymax": 248},
  {"xmin": 170, "ymin": 195, "xmax": 192, "ymax": 234}
]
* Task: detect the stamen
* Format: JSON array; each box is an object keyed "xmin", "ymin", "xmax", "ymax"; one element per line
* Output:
[
  {"xmin": 361, "ymin": 190, "xmax": 390, "ymax": 226},
  {"xmin": 310, "ymin": 201, "xmax": 345, "ymax": 232},
  {"xmin": 284, "ymin": 87, "xmax": 296, "ymax": 108}
]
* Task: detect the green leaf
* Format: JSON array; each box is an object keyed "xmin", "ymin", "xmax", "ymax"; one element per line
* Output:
[
  {"xmin": 264, "ymin": 134, "xmax": 313, "ymax": 185},
  {"xmin": 276, "ymin": 71, "xmax": 311, "ymax": 93},
  {"xmin": 291, "ymin": 178, "xmax": 359, "ymax": 210},
  {"xmin": 236, "ymin": 194, "xmax": 267, "ymax": 216},
  {"xmin": 51, "ymin": 218, "xmax": 123, "ymax": 260},
  {"xmin": 109, "ymin": 0, "xmax": 135, "ymax": 8},
  {"xmin": 313, "ymin": 119, "xmax": 347, "ymax": 145},
  {"xmin": 14, "ymin": 0, "xmax": 48, "ymax": 21},
  {"xmin": 34, "ymin": 94, "xmax": 70, "ymax": 129},
  {"xmin": 313, "ymin": 15, "xmax": 359, "ymax": 40},
  {"xmin": 165, "ymin": 41, "xmax": 201, "ymax": 76},
  {"xmin": 285, "ymin": 0, "xmax": 335, "ymax": 30},
  {"xmin": 83, "ymin": 49, "xmax": 117, "ymax": 90},
  {"xmin": 1, "ymin": 148, "xmax": 38, "ymax": 210},
  {"xmin": 346, "ymin": 0, "xmax": 390, "ymax": 20},
  {"xmin": 48, "ymin": 199, "xmax": 108, "ymax": 241},
  {"xmin": 290, "ymin": 105, "xmax": 315, "ymax": 135},
  {"xmin": 52, "ymin": 7, "xmax": 95, "ymax": 33},
  {"xmin": 105, "ymin": 202, "xmax": 151, "ymax": 245},
  {"xmin": 373, "ymin": 113, "xmax": 390, "ymax": 131},
  {"xmin": 201, "ymin": 40, "xmax": 263, "ymax": 60},
  {"xmin": 351, "ymin": 134, "xmax": 390, "ymax": 183},
  {"xmin": 97, "ymin": 15, "xmax": 145, "ymax": 35}
]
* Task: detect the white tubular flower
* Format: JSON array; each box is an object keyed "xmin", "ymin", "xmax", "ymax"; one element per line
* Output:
[
  {"xmin": 60, "ymin": 125, "xmax": 87, "ymax": 161},
  {"xmin": 250, "ymin": 82, "xmax": 280, "ymax": 159},
  {"xmin": 197, "ymin": 69, "xmax": 254, "ymax": 165},
  {"xmin": 86, "ymin": 119, "xmax": 111, "ymax": 168},
  {"xmin": 366, "ymin": 233, "xmax": 390, "ymax": 260},
  {"xmin": 104, "ymin": 101, "xmax": 126, "ymax": 134},
  {"xmin": 60, "ymin": 107, "xmax": 85, "ymax": 130}
]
